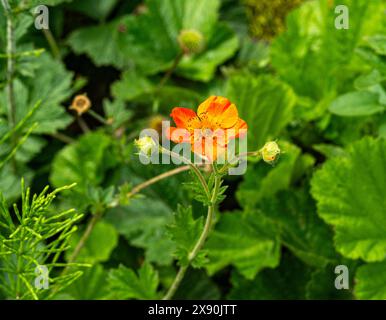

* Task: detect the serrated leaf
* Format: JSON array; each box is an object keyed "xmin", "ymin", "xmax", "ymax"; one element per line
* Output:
[
  {"xmin": 0, "ymin": 54, "xmax": 73, "ymax": 134},
  {"xmin": 105, "ymin": 199, "xmax": 176, "ymax": 266},
  {"xmin": 107, "ymin": 264, "xmax": 159, "ymax": 300},
  {"xmin": 167, "ymin": 205, "xmax": 204, "ymax": 267},
  {"xmin": 311, "ymin": 137, "xmax": 386, "ymax": 262},
  {"xmin": 205, "ymin": 210, "xmax": 280, "ymax": 279},
  {"xmin": 67, "ymin": 16, "xmax": 132, "ymax": 68},
  {"xmin": 355, "ymin": 261, "xmax": 386, "ymax": 300},
  {"xmin": 66, "ymin": 220, "xmax": 118, "ymax": 264},
  {"xmin": 260, "ymin": 187, "xmax": 337, "ymax": 267}
]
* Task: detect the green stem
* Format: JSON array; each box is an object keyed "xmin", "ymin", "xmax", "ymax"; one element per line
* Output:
[
  {"xmin": 160, "ymin": 147, "xmax": 210, "ymax": 199},
  {"xmin": 163, "ymin": 166, "xmax": 221, "ymax": 300},
  {"xmin": 42, "ymin": 29, "xmax": 61, "ymax": 60},
  {"xmin": 157, "ymin": 52, "xmax": 183, "ymax": 90},
  {"xmin": 1, "ymin": 0, "xmax": 17, "ymax": 169},
  {"xmin": 88, "ymin": 109, "xmax": 109, "ymax": 125}
]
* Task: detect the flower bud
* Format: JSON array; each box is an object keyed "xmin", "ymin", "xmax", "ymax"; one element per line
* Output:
[
  {"xmin": 135, "ymin": 136, "xmax": 158, "ymax": 157},
  {"xmin": 260, "ymin": 141, "xmax": 281, "ymax": 164},
  {"xmin": 178, "ymin": 29, "xmax": 205, "ymax": 54}
]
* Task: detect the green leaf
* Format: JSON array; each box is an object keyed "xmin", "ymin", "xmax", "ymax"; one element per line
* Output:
[
  {"xmin": 167, "ymin": 205, "xmax": 204, "ymax": 267},
  {"xmin": 174, "ymin": 269, "xmax": 220, "ymax": 300},
  {"xmin": 311, "ymin": 137, "xmax": 386, "ymax": 262},
  {"xmin": 177, "ymin": 23, "xmax": 239, "ymax": 82},
  {"xmin": 25, "ymin": 0, "xmax": 73, "ymax": 7},
  {"xmin": 111, "ymin": 69, "xmax": 154, "ymax": 101},
  {"xmin": 67, "ymin": 16, "xmax": 132, "ymax": 68},
  {"xmin": 355, "ymin": 261, "xmax": 386, "ymax": 300},
  {"xmin": 67, "ymin": 0, "xmax": 238, "ymax": 81},
  {"xmin": 103, "ymin": 99, "xmax": 132, "ymax": 130},
  {"xmin": 205, "ymin": 210, "xmax": 280, "ymax": 279},
  {"xmin": 237, "ymin": 142, "xmax": 312, "ymax": 208},
  {"xmin": 105, "ymin": 199, "xmax": 176, "ymax": 266},
  {"xmin": 260, "ymin": 187, "xmax": 337, "ymax": 267},
  {"xmin": 228, "ymin": 253, "xmax": 311, "ymax": 299},
  {"xmin": 67, "ymin": 220, "xmax": 119, "ymax": 264},
  {"xmin": 50, "ymin": 132, "xmax": 117, "ymax": 207},
  {"xmin": 0, "ymin": 54, "xmax": 73, "ymax": 134},
  {"xmin": 63, "ymin": 264, "xmax": 109, "ymax": 300},
  {"xmin": 226, "ymin": 74, "xmax": 295, "ymax": 149},
  {"xmin": 366, "ymin": 35, "xmax": 386, "ymax": 56},
  {"xmin": 306, "ymin": 265, "xmax": 354, "ymax": 300},
  {"xmin": 107, "ymin": 264, "xmax": 159, "ymax": 300},
  {"xmin": 329, "ymin": 91, "xmax": 384, "ymax": 117},
  {"xmin": 67, "ymin": 0, "xmax": 118, "ymax": 21}
]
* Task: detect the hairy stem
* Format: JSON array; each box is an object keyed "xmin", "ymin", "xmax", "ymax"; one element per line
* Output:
[
  {"xmin": 59, "ymin": 164, "xmax": 193, "ymax": 280},
  {"xmin": 160, "ymin": 147, "xmax": 210, "ymax": 199},
  {"xmin": 163, "ymin": 169, "xmax": 221, "ymax": 300},
  {"xmin": 127, "ymin": 165, "xmax": 191, "ymax": 198}
]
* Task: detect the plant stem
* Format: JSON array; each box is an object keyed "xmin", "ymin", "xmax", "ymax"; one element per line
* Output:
[
  {"xmin": 157, "ymin": 52, "xmax": 184, "ymax": 90},
  {"xmin": 159, "ymin": 147, "xmax": 210, "ymax": 199},
  {"xmin": 2, "ymin": 0, "xmax": 17, "ymax": 169},
  {"xmin": 127, "ymin": 165, "xmax": 191, "ymax": 198},
  {"xmin": 88, "ymin": 109, "xmax": 109, "ymax": 126},
  {"xmin": 60, "ymin": 165, "xmax": 194, "ymax": 279},
  {"xmin": 42, "ymin": 29, "xmax": 61, "ymax": 60},
  {"xmin": 66, "ymin": 212, "xmax": 102, "ymax": 265},
  {"xmin": 163, "ymin": 168, "xmax": 221, "ymax": 300}
]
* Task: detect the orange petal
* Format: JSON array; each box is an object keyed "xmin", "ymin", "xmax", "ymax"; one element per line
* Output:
[
  {"xmin": 166, "ymin": 127, "xmax": 192, "ymax": 143},
  {"xmin": 197, "ymin": 96, "xmax": 239, "ymax": 129},
  {"xmin": 170, "ymin": 107, "xmax": 200, "ymax": 130},
  {"xmin": 192, "ymin": 136, "xmax": 227, "ymax": 162},
  {"xmin": 227, "ymin": 118, "xmax": 248, "ymax": 139}
]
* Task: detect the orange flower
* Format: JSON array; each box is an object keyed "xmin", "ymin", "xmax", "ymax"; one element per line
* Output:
[{"xmin": 167, "ymin": 96, "xmax": 247, "ymax": 161}]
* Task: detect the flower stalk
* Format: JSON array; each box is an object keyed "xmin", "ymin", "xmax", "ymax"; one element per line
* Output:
[{"xmin": 163, "ymin": 165, "xmax": 221, "ymax": 300}]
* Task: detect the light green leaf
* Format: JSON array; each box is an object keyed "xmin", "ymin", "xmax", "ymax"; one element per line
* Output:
[
  {"xmin": 311, "ymin": 137, "xmax": 386, "ymax": 262},
  {"xmin": 226, "ymin": 74, "xmax": 295, "ymax": 149},
  {"xmin": 205, "ymin": 210, "xmax": 280, "ymax": 279},
  {"xmin": 329, "ymin": 91, "xmax": 384, "ymax": 117},
  {"xmin": 107, "ymin": 264, "xmax": 160, "ymax": 300},
  {"xmin": 67, "ymin": 220, "xmax": 119, "ymax": 264},
  {"xmin": 355, "ymin": 261, "xmax": 386, "ymax": 300}
]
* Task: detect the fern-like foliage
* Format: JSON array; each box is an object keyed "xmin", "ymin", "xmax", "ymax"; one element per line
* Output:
[{"xmin": 0, "ymin": 180, "xmax": 84, "ymax": 300}]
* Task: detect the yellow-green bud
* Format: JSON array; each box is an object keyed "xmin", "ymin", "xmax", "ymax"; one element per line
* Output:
[
  {"xmin": 135, "ymin": 136, "xmax": 158, "ymax": 157},
  {"xmin": 260, "ymin": 141, "xmax": 281, "ymax": 164},
  {"xmin": 178, "ymin": 29, "xmax": 205, "ymax": 54}
]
